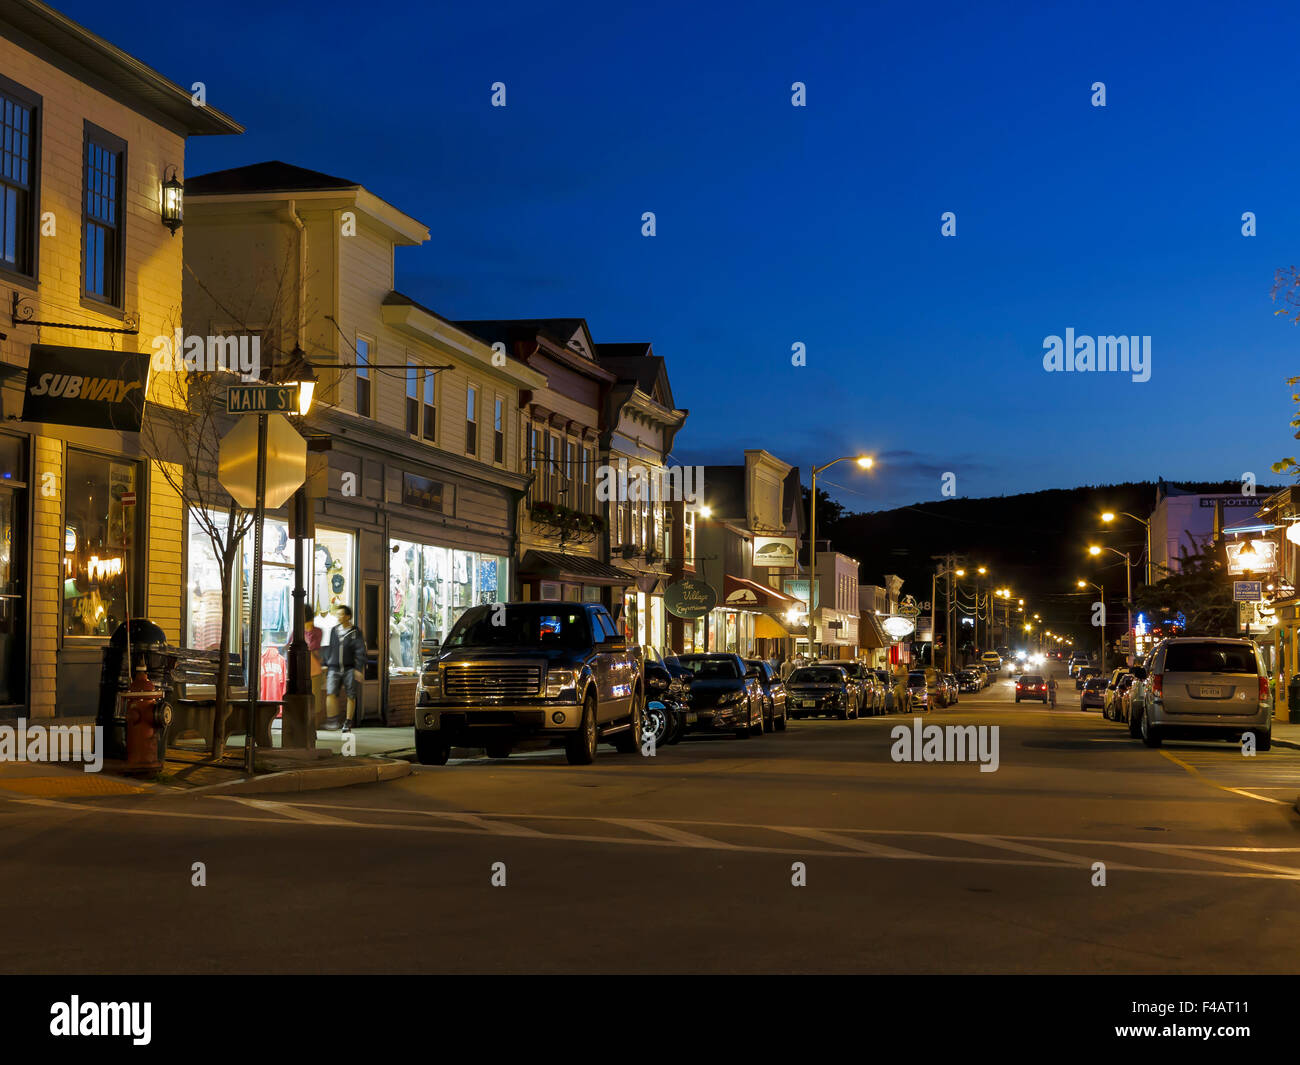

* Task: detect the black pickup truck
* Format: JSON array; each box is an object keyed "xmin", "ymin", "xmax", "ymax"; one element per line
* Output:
[{"xmin": 414, "ymin": 601, "xmax": 644, "ymax": 765}]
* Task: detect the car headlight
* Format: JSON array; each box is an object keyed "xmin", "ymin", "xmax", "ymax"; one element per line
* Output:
[
  {"xmin": 418, "ymin": 667, "xmax": 441, "ymax": 696},
  {"xmin": 719, "ymin": 690, "xmax": 744, "ymax": 706},
  {"xmin": 545, "ymin": 669, "xmax": 578, "ymax": 698}
]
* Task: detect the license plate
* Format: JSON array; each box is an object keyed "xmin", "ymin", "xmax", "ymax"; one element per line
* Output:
[
  {"xmin": 1200, "ymin": 686, "xmax": 1223, "ymax": 698},
  {"xmin": 802, "ymin": 699, "xmax": 817, "ymax": 708}
]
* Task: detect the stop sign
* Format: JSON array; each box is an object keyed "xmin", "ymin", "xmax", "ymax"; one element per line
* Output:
[{"xmin": 218, "ymin": 414, "xmax": 307, "ymax": 510}]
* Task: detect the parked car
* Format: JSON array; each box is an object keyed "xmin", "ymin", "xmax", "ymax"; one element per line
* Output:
[
  {"xmin": 1118, "ymin": 673, "xmax": 1139, "ymax": 723},
  {"xmin": 414, "ymin": 601, "xmax": 643, "ymax": 766},
  {"xmin": 906, "ymin": 670, "xmax": 931, "ymax": 711},
  {"xmin": 1103, "ymin": 669, "xmax": 1134, "ymax": 721},
  {"xmin": 676, "ymin": 653, "xmax": 766, "ymax": 737},
  {"xmin": 745, "ymin": 659, "xmax": 789, "ymax": 732},
  {"xmin": 1079, "ymin": 676, "xmax": 1107, "ymax": 711},
  {"xmin": 786, "ymin": 664, "xmax": 860, "ymax": 719},
  {"xmin": 980, "ymin": 651, "xmax": 1002, "ymax": 676},
  {"xmin": 1074, "ymin": 665, "xmax": 1101, "ymax": 690},
  {"xmin": 873, "ymin": 669, "xmax": 904, "ymax": 713},
  {"xmin": 974, "ymin": 664, "xmax": 993, "ymax": 688},
  {"xmin": 1015, "ymin": 673, "xmax": 1048, "ymax": 704},
  {"xmin": 839, "ymin": 661, "xmax": 882, "ymax": 715},
  {"xmin": 957, "ymin": 669, "xmax": 981, "ymax": 694},
  {"xmin": 943, "ymin": 673, "xmax": 960, "ymax": 705},
  {"xmin": 1068, "ymin": 654, "xmax": 1090, "ymax": 677},
  {"xmin": 1127, "ymin": 637, "xmax": 1273, "ymax": 749}
]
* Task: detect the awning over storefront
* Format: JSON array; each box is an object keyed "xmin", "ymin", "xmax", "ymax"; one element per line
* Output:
[
  {"xmin": 755, "ymin": 613, "xmax": 790, "ymax": 638},
  {"xmin": 859, "ymin": 613, "xmax": 888, "ymax": 649},
  {"xmin": 519, "ymin": 550, "xmax": 633, "ymax": 586},
  {"xmin": 723, "ymin": 574, "xmax": 801, "ymax": 612}
]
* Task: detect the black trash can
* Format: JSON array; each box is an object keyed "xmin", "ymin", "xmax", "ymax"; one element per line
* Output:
[{"xmin": 97, "ymin": 619, "xmax": 177, "ymax": 761}]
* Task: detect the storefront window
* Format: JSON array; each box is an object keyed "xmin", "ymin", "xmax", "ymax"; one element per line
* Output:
[
  {"xmin": 312, "ymin": 528, "xmax": 354, "ymax": 644},
  {"xmin": 187, "ymin": 509, "xmax": 229, "ymax": 651},
  {"xmin": 63, "ymin": 452, "xmax": 137, "ymax": 637},
  {"xmin": 390, "ymin": 540, "xmax": 508, "ymax": 675}
]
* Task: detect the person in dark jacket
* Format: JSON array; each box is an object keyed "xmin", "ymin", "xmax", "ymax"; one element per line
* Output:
[{"xmin": 325, "ymin": 605, "xmax": 366, "ymax": 733}]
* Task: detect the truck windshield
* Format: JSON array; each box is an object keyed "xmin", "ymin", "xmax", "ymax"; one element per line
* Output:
[{"xmin": 443, "ymin": 605, "xmax": 591, "ymax": 649}]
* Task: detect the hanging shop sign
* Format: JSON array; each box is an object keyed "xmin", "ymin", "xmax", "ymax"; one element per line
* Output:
[
  {"xmin": 402, "ymin": 473, "xmax": 445, "ymax": 513},
  {"xmin": 1233, "ymin": 581, "xmax": 1262, "ymax": 602},
  {"xmin": 753, "ymin": 536, "xmax": 797, "ymax": 567},
  {"xmin": 1226, "ymin": 538, "xmax": 1278, "ymax": 576},
  {"xmin": 881, "ymin": 616, "xmax": 916, "ymax": 639},
  {"xmin": 21, "ymin": 345, "xmax": 150, "ymax": 431},
  {"xmin": 664, "ymin": 578, "xmax": 717, "ymax": 619}
]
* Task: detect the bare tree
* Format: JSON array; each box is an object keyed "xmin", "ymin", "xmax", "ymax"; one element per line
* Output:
[{"xmin": 140, "ymin": 257, "xmax": 300, "ymax": 756}]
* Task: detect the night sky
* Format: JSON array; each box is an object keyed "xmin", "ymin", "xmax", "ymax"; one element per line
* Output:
[{"xmin": 67, "ymin": 0, "xmax": 1300, "ymax": 511}]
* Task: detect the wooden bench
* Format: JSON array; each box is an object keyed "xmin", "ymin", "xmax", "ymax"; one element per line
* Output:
[{"xmin": 168, "ymin": 648, "xmax": 282, "ymax": 750}]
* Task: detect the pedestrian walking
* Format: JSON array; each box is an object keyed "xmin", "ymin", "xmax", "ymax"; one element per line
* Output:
[
  {"xmin": 304, "ymin": 605, "xmax": 325, "ymax": 728},
  {"xmin": 1047, "ymin": 675, "xmax": 1058, "ymax": 708},
  {"xmin": 324, "ymin": 604, "xmax": 366, "ymax": 734}
]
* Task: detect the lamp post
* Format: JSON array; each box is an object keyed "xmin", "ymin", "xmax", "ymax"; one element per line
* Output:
[
  {"xmin": 809, "ymin": 455, "xmax": 873, "ymax": 657},
  {"xmin": 1102, "ymin": 510, "xmax": 1151, "ymax": 586},
  {"xmin": 1090, "ymin": 544, "xmax": 1133, "ymax": 665},
  {"xmin": 1078, "ymin": 578, "xmax": 1106, "ymax": 674}
]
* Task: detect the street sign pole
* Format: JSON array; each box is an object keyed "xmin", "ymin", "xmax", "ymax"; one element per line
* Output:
[{"xmin": 245, "ymin": 412, "xmax": 268, "ymax": 777}]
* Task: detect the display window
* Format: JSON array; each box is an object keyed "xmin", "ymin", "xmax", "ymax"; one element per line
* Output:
[
  {"xmin": 389, "ymin": 540, "xmax": 507, "ymax": 675},
  {"xmin": 187, "ymin": 509, "xmax": 229, "ymax": 652},
  {"xmin": 63, "ymin": 451, "xmax": 138, "ymax": 637}
]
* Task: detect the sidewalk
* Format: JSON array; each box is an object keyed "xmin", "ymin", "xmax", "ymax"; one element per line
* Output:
[
  {"xmin": 1271, "ymin": 721, "xmax": 1300, "ymax": 751},
  {"xmin": 0, "ymin": 719, "xmax": 411, "ymax": 799}
]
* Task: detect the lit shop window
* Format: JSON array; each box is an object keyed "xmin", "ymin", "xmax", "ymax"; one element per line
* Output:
[{"xmin": 63, "ymin": 452, "xmax": 136, "ymax": 637}]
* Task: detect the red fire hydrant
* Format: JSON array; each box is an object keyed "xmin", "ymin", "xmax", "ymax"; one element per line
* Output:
[{"xmin": 123, "ymin": 664, "xmax": 171, "ymax": 774}]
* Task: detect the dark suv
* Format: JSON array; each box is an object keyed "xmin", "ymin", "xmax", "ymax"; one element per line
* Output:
[{"xmin": 414, "ymin": 602, "xmax": 643, "ymax": 765}]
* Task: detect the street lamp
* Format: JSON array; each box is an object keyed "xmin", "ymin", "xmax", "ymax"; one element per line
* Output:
[
  {"xmin": 1102, "ymin": 510, "xmax": 1152, "ymax": 585},
  {"xmin": 1089, "ymin": 543, "xmax": 1133, "ymax": 664},
  {"xmin": 1077, "ymin": 578, "xmax": 1106, "ymax": 672},
  {"xmin": 808, "ymin": 455, "xmax": 874, "ymax": 656}
]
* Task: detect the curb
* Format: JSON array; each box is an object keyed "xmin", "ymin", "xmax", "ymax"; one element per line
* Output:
[{"xmin": 175, "ymin": 757, "xmax": 412, "ymax": 796}]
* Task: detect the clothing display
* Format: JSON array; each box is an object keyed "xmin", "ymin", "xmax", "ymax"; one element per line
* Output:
[{"xmin": 260, "ymin": 646, "xmax": 286, "ymax": 702}]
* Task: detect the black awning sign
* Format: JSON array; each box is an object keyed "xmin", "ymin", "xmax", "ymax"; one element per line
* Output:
[{"xmin": 21, "ymin": 344, "xmax": 150, "ymax": 431}]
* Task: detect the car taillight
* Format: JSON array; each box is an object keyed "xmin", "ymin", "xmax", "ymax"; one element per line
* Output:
[
  {"xmin": 1260, "ymin": 676, "xmax": 1269, "ymax": 700},
  {"xmin": 1151, "ymin": 674, "xmax": 1162, "ymax": 696}
]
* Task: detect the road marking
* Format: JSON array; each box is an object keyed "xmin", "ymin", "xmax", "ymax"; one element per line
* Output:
[
  {"xmin": 773, "ymin": 825, "xmax": 926, "ymax": 857},
  {"xmin": 8, "ymin": 794, "xmax": 1300, "ymax": 881},
  {"xmin": 938, "ymin": 833, "xmax": 1090, "ymax": 866},
  {"xmin": 222, "ymin": 797, "xmax": 357, "ymax": 825},
  {"xmin": 605, "ymin": 818, "xmax": 740, "ymax": 848},
  {"xmin": 431, "ymin": 812, "xmax": 546, "ymax": 836},
  {"xmin": 1159, "ymin": 750, "xmax": 1292, "ymax": 805}
]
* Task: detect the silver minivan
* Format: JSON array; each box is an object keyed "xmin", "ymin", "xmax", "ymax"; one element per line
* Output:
[{"xmin": 1129, "ymin": 636, "xmax": 1272, "ymax": 749}]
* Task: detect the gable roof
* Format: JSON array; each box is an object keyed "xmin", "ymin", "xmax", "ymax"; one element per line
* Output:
[
  {"xmin": 456, "ymin": 319, "xmax": 597, "ymax": 362},
  {"xmin": 0, "ymin": 0, "xmax": 242, "ymax": 136},
  {"xmin": 597, "ymin": 343, "xmax": 676, "ymax": 410},
  {"xmin": 186, "ymin": 160, "xmax": 360, "ymax": 195}
]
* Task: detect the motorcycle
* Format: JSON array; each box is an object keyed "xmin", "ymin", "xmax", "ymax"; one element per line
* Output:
[{"xmin": 645, "ymin": 659, "xmax": 688, "ymax": 747}]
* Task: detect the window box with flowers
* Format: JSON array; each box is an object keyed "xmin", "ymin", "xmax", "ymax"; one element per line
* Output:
[{"xmin": 530, "ymin": 501, "xmax": 605, "ymax": 544}]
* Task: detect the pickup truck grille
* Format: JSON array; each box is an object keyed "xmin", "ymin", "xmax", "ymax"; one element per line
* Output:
[{"xmin": 444, "ymin": 665, "xmax": 541, "ymax": 699}]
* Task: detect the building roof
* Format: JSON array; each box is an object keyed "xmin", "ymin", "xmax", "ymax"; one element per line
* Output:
[
  {"xmin": 0, "ymin": 0, "xmax": 242, "ymax": 136},
  {"xmin": 456, "ymin": 319, "xmax": 606, "ymax": 372},
  {"xmin": 186, "ymin": 160, "xmax": 360, "ymax": 196}
]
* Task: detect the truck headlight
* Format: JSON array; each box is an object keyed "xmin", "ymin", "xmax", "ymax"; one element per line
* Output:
[
  {"xmin": 418, "ymin": 668, "xmax": 441, "ymax": 696},
  {"xmin": 546, "ymin": 669, "xmax": 577, "ymax": 698}
]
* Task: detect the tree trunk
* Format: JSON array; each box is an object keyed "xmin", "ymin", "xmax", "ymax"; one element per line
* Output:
[{"xmin": 210, "ymin": 524, "xmax": 238, "ymax": 758}]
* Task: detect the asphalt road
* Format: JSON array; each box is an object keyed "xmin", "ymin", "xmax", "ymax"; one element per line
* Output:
[{"xmin": 5, "ymin": 661, "xmax": 1300, "ymax": 974}]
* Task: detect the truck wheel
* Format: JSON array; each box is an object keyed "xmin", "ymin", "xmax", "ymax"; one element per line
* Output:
[
  {"xmin": 614, "ymin": 689, "xmax": 643, "ymax": 753},
  {"xmin": 415, "ymin": 730, "xmax": 449, "ymax": 766},
  {"xmin": 485, "ymin": 742, "xmax": 512, "ymax": 759},
  {"xmin": 566, "ymin": 694, "xmax": 598, "ymax": 765}
]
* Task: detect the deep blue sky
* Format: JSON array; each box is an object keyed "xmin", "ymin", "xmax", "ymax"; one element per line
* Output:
[{"xmin": 67, "ymin": 0, "xmax": 1300, "ymax": 511}]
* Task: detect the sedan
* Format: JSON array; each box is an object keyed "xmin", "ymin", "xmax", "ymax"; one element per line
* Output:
[
  {"xmin": 745, "ymin": 659, "xmax": 789, "ymax": 732},
  {"xmin": 1104, "ymin": 672, "xmax": 1135, "ymax": 721},
  {"xmin": 957, "ymin": 669, "xmax": 981, "ymax": 694},
  {"xmin": 907, "ymin": 670, "xmax": 931, "ymax": 712},
  {"xmin": 873, "ymin": 669, "xmax": 903, "ymax": 713},
  {"xmin": 1080, "ymin": 676, "xmax": 1107, "ymax": 711},
  {"xmin": 943, "ymin": 673, "xmax": 960, "ymax": 705},
  {"xmin": 839, "ymin": 661, "xmax": 882, "ymax": 715},
  {"xmin": 1075, "ymin": 666, "xmax": 1102, "ymax": 690},
  {"xmin": 786, "ymin": 665, "xmax": 860, "ymax": 719},
  {"xmin": 675, "ymin": 653, "xmax": 765, "ymax": 737},
  {"xmin": 1015, "ymin": 673, "xmax": 1048, "ymax": 704}
]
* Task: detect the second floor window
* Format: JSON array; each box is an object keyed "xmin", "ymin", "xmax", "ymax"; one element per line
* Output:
[
  {"xmin": 0, "ymin": 80, "xmax": 38, "ymax": 278},
  {"xmin": 83, "ymin": 124, "xmax": 125, "ymax": 307},
  {"xmin": 355, "ymin": 337, "xmax": 371, "ymax": 417},
  {"xmin": 423, "ymin": 372, "xmax": 436, "ymax": 441},
  {"xmin": 465, "ymin": 384, "xmax": 478, "ymax": 456},
  {"xmin": 406, "ymin": 364, "xmax": 419, "ymax": 436},
  {"xmin": 494, "ymin": 398, "xmax": 504, "ymax": 464}
]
